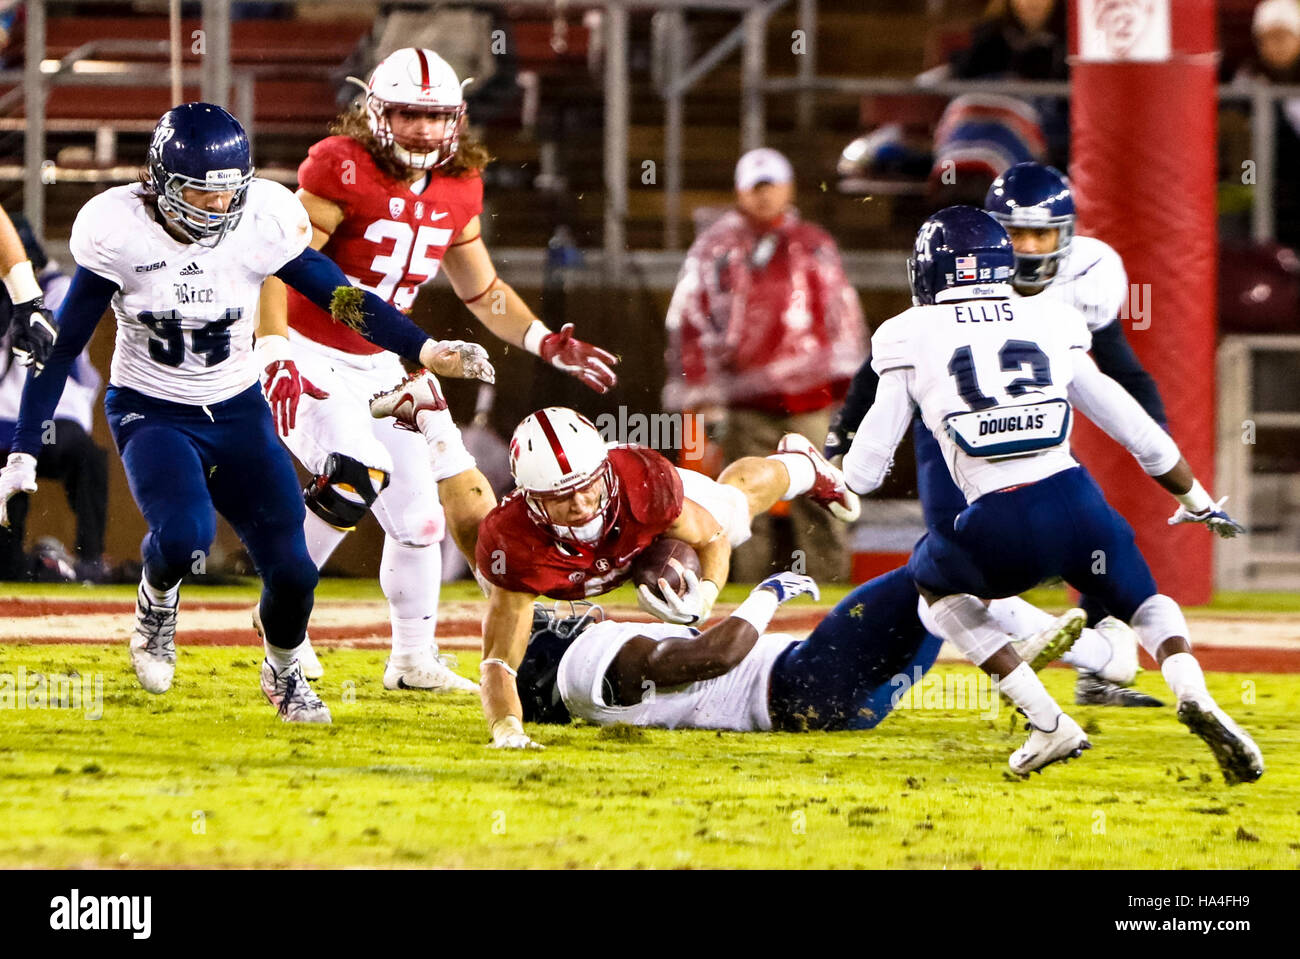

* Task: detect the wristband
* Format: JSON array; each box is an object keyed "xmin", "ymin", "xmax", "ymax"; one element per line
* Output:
[
  {"xmin": 481, "ymin": 657, "xmax": 518, "ymax": 678},
  {"xmin": 730, "ymin": 589, "xmax": 779, "ymax": 634},
  {"xmin": 254, "ymin": 334, "xmax": 292, "ymax": 365},
  {"xmin": 2, "ymin": 260, "xmax": 42, "ymax": 304},
  {"xmin": 698, "ymin": 580, "xmax": 720, "ymax": 620},
  {"xmin": 1176, "ymin": 479, "xmax": 1214, "ymax": 513},
  {"xmin": 522, "ymin": 319, "xmax": 551, "ymax": 356}
]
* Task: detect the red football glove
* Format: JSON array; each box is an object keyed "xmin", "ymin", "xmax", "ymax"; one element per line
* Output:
[
  {"xmin": 261, "ymin": 360, "xmax": 329, "ymax": 437},
  {"xmin": 539, "ymin": 323, "xmax": 619, "ymax": 393}
]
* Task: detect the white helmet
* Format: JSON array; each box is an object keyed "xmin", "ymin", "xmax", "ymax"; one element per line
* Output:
[
  {"xmin": 510, "ymin": 408, "xmax": 619, "ymax": 545},
  {"xmin": 365, "ymin": 47, "xmax": 467, "ymax": 171}
]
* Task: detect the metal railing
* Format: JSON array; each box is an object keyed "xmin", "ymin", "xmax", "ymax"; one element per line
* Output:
[{"xmin": 9, "ymin": 0, "xmax": 1300, "ymax": 287}]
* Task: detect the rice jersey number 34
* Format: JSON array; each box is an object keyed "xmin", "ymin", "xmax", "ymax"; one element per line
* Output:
[{"xmin": 138, "ymin": 308, "xmax": 242, "ymax": 368}]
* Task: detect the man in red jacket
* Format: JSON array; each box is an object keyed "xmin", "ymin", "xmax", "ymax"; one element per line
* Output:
[{"xmin": 664, "ymin": 148, "xmax": 867, "ymax": 582}]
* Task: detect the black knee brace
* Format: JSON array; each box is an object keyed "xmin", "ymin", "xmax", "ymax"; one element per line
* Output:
[{"xmin": 304, "ymin": 453, "xmax": 391, "ymax": 531}]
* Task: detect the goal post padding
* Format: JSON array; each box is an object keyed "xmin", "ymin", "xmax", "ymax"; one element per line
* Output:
[{"xmin": 1068, "ymin": 0, "xmax": 1218, "ymax": 605}]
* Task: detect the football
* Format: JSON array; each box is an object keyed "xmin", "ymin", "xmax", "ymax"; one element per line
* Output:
[{"xmin": 630, "ymin": 538, "xmax": 702, "ymax": 599}]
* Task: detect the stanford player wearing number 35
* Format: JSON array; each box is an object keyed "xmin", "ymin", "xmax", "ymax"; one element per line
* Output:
[
  {"xmin": 0, "ymin": 103, "xmax": 485, "ymax": 722},
  {"xmin": 261, "ymin": 48, "xmax": 618, "ymax": 693}
]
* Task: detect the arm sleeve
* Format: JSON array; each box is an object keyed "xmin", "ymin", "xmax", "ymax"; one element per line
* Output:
[
  {"xmin": 827, "ymin": 355, "xmax": 880, "ymax": 453},
  {"xmin": 11, "ymin": 266, "xmax": 116, "ymax": 455},
  {"xmin": 1089, "ymin": 320, "xmax": 1168, "ymax": 428},
  {"xmin": 1067, "ymin": 350, "xmax": 1180, "ymax": 476},
  {"xmin": 842, "ymin": 368, "xmax": 916, "ymax": 496},
  {"xmin": 274, "ymin": 248, "xmax": 429, "ymax": 364}
]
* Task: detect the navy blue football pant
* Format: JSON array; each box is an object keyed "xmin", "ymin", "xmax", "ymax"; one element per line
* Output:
[
  {"xmin": 768, "ymin": 566, "xmax": 944, "ymax": 731},
  {"xmin": 912, "ymin": 421, "xmax": 1113, "ymax": 625},
  {"xmin": 908, "ymin": 465, "xmax": 1158, "ymax": 623},
  {"xmin": 106, "ymin": 384, "xmax": 317, "ymax": 649}
]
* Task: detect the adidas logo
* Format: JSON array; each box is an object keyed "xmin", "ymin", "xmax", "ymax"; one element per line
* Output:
[
  {"xmin": 120, "ymin": 413, "xmax": 145, "ymax": 426},
  {"xmin": 178, "ymin": 262, "xmax": 203, "ymax": 276}
]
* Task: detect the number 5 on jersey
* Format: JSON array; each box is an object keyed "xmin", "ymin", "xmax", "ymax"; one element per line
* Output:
[{"xmin": 355, "ymin": 220, "xmax": 454, "ymax": 311}]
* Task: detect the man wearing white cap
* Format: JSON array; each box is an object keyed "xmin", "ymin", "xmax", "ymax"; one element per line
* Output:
[
  {"xmin": 664, "ymin": 148, "xmax": 867, "ymax": 582},
  {"xmin": 1230, "ymin": 0, "xmax": 1300, "ymax": 246}
]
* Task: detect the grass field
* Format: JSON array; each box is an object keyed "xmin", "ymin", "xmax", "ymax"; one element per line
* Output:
[{"xmin": 2, "ymin": 583, "xmax": 1298, "ymax": 868}]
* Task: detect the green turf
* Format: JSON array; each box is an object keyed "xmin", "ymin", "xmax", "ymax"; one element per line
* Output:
[
  {"xmin": 6, "ymin": 578, "xmax": 1300, "ymax": 615},
  {"xmin": 1, "ymin": 643, "xmax": 1295, "ymax": 868}
]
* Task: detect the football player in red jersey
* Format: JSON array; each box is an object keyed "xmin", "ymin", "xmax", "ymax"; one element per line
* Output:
[
  {"xmin": 261, "ymin": 48, "xmax": 617, "ymax": 693},
  {"xmin": 369, "ymin": 392, "xmax": 860, "ymax": 748}
]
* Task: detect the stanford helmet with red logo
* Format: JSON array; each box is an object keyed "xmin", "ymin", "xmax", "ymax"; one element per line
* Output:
[
  {"xmin": 510, "ymin": 408, "xmax": 619, "ymax": 545},
  {"xmin": 365, "ymin": 47, "xmax": 467, "ymax": 171}
]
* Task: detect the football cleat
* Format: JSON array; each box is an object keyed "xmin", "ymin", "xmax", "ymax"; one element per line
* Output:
[
  {"xmin": 251, "ymin": 606, "xmax": 323, "ymax": 681},
  {"xmin": 776, "ymin": 433, "xmax": 861, "ymax": 522},
  {"xmin": 383, "ymin": 650, "xmax": 480, "ymax": 693},
  {"xmin": 1016, "ymin": 607, "xmax": 1085, "ymax": 673},
  {"xmin": 1075, "ymin": 673, "xmax": 1164, "ymax": 708},
  {"xmin": 1177, "ymin": 698, "xmax": 1264, "ymax": 785},
  {"xmin": 1009, "ymin": 712, "xmax": 1091, "ymax": 775},
  {"xmin": 260, "ymin": 658, "xmax": 332, "ymax": 724},
  {"xmin": 369, "ymin": 370, "xmax": 446, "ymax": 432},
  {"xmin": 130, "ymin": 584, "xmax": 178, "ymax": 694},
  {"xmin": 1090, "ymin": 616, "xmax": 1140, "ymax": 685}
]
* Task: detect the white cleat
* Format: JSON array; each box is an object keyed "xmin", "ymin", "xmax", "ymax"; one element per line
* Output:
[
  {"xmin": 251, "ymin": 606, "xmax": 323, "ymax": 681},
  {"xmin": 130, "ymin": 585, "xmax": 178, "ymax": 694},
  {"xmin": 260, "ymin": 659, "xmax": 332, "ymax": 724},
  {"xmin": 1177, "ymin": 698, "xmax": 1264, "ymax": 785},
  {"xmin": 383, "ymin": 650, "xmax": 480, "ymax": 693},
  {"xmin": 369, "ymin": 370, "xmax": 445, "ymax": 432},
  {"xmin": 1009, "ymin": 712, "xmax": 1091, "ymax": 775},
  {"xmin": 776, "ymin": 433, "xmax": 861, "ymax": 522},
  {"xmin": 1090, "ymin": 616, "xmax": 1140, "ymax": 685},
  {"xmin": 1015, "ymin": 607, "xmax": 1086, "ymax": 673}
]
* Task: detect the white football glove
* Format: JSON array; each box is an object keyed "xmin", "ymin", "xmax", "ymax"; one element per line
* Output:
[
  {"xmin": 420, "ymin": 339, "xmax": 496, "ymax": 384},
  {"xmin": 0, "ymin": 452, "xmax": 38, "ymax": 527},
  {"xmin": 636, "ymin": 568, "xmax": 719, "ymax": 626},
  {"xmin": 756, "ymin": 571, "xmax": 820, "ymax": 604},
  {"xmin": 1168, "ymin": 496, "xmax": 1246, "ymax": 539}
]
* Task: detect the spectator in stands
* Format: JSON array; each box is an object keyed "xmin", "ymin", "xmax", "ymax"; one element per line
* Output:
[
  {"xmin": 664, "ymin": 149, "xmax": 866, "ymax": 583},
  {"xmin": 951, "ymin": 0, "xmax": 1067, "ymax": 80},
  {"xmin": 948, "ymin": 0, "xmax": 1069, "ymax": 166},
  {"xmin": 0, "ymin": 217, "xmax": 110, "ymax": 582},
  {"xmin": 1230, "ymin": 0, "xmax": 1300, "ymax": 247}
]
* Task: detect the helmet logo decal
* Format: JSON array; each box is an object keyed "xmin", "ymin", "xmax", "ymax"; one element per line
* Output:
[
  {"xmin": 205, "ymin": 168, "xmax": 244, "ymax": 188},
  {"xmin": 416, "ymin": 48, "xmax": 432, "ymax": 92},
  {"xmin": 534, "ymin": 410, "xmax": 573, "ymax": 475},
  {"xmin": 151, "ymin": 122, "xmax": 175, "ymax": 153},
  {"xmin": 955, "ymin": 256, "xmax": 978, "ymax": 282}
]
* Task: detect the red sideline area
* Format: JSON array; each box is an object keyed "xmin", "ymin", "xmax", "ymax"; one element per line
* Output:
[{"xmin": 1, "ymin": 598, "xmax": 1298, "ymax": 673}]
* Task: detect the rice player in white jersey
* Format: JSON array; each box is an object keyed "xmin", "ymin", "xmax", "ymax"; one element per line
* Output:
[
  {"xmin": 0, "ymin": 103, "xmax": 494, "ymax": 722},
  {"xmin": 826, "ymin": 161, "xmax": 1173, "ymax": 709},
  {"xmin": 842, "ymin": 207, "xmax": 1261, "ymax": 782},
  {"xmin": 515, "ymin": 567, "xmax": 950, "ymax": 734}
]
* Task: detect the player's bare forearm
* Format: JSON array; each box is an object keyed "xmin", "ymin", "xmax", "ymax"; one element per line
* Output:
[
  {"xmin": 256, "ymin": 277, "xmax": 290, "ymax": 339},
  {"xmin": 295, "ymin": 189, "xmax": 343, "ymax": 251},
  {"xmin": 480, "ymin": 586, "xmax": 536, "ymax": 728},
  {"xmin": 462, "ymin": 281, "xmax": 538, "ymax": 347},
  {"xmin": 694, "ymin": 536, "xmax": 730, "ymax": 593},
  {"xmin": 0, "ymin": 204, "xmax": 28, "ymax": 275},
  {"xmin": 1153, "ymin": 457, "xmax": 1194, "ymax": 497},
  {"xmin": 667, "ymin": 499, "xmax": 728, "ymax": 590}
]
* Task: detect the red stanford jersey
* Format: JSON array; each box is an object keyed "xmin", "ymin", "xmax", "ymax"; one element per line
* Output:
[
  {"xmin": 288, "ymin": 135, "xmax": 484, "ymax": 354},
  {"xmin": 477, "ymin": 447, "xmax": 685, "ymax": 600}
]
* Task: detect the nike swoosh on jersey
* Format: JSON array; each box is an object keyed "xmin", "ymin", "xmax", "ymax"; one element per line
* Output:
[{"xmin": 429, "ymin": 212, "xmax": 449, "ymax": 221}]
